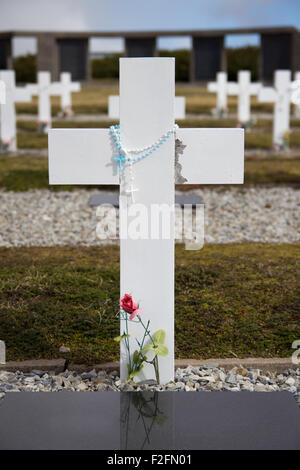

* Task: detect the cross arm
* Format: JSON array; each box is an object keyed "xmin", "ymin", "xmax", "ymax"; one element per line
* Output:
[
  {"xmin": 49, "ymin": 128, "xmax": 244, "ymax": 185},
  {"xmin": 207, "ymin": 82, "xmax": 217, "ymax": 92},
  {"xmin": 258, "ymin": 86, "xmax": 277, "ymax": 103},
  {"xmin": 26, "ymin": 84, "xmax": 38, "ymax": 95},
  {"xmin": 249, "ymin": 83, "xmax": 261, "ymax": 94},
  {"xmin": 69, "ymin": 83, "xmax": 81, "ymax": 93},
  {"xmin": 49, "ymin": 83, "xmax": 65, "ymax": 96},
  {"xmin": 48, "ymin": 129, "xmax": 119, "ymax": 185},
  {"xmin": 227, "ymin": 82, "xmax": 239, "ymax": 95},
  {"xmin": 14, "ymin": 87, "xmax": 31, "ymax": 103},
  {"xmin": 177, "ymin": 128, "xmax": 244, "ymax": 184},
  {"xmin": 51, "ymin": 82, "xmax": 81, "ymax": 94}
]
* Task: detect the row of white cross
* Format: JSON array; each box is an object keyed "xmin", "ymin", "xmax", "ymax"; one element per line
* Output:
[
  {"xmin": 26, "ymin": 72, "xmax": 80, "ymax": 132},
  {"xmin": 2, "ymin": 66, "xmax": 299, "ymax": 152},
  {"xmin": 208, "ymin": 70, "xmax": 300, "ymax": 147},
  {"xmin": 0, "ymin": 71, "xmax": 80, "ymax": 151}
]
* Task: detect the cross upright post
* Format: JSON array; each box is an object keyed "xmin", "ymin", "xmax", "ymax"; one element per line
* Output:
[
  {"xmin": 0, "ymin": 70, "xmax": 31, "ymax": 152},
  {"xmin": 108, "ymin": 95, "xmax": 186, "ymax": 119},
  {"xmin": 207, "ymin": 72, "xmax": 228, "ymax": 116},
  {"xmin": 227, "ymin": 70, "xmax": 261, "ymax": 125},
  {"xmin": 293, "ymin": 71, "xmax": 300, "ymax": 118},
  {"xmin": 258, "ymin": 70, "xmax": 291, "ymax": 148},
  {"xmin": 0, "ymin": 340, "xmax": 5, "ymax": 365},
  {"xmin": 53, "ymin": 72, "xmax": 81, "ymax": 116},
  {"xmin": 49, "ymin": 58, "xmax": 244, "ymax": 384},
  {"xmin": 0, "ymin": 80, "xmax": 5, "ymax": 104},
  {"xmin": 27, "ymin": 71, "xmax": 63, "ymax": 133}
]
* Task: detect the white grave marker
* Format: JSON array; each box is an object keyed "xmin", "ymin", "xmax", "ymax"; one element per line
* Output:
[
  {"xmin": 0, "ymin": 70, "xmax": 31, "ymax": 152},
  {"xmin": 53, "ymin": 72, "xmax": 81, "ymax": 116},
  {"xmin": 258, "ymin": 70, "xmax": 291, "ymax": 148},
  {"xmin": 49, "ymin": 58, "xmax": 244, "ymax": 384},
  {"xmin": 0, "ymin": 79, "xmax": 5, "ymax": 104},
  {"xmin": 207, "ymin": 71, "xmax": 228, "ymax": 115},
  {"xmin": 292, "ymin": 71, "xmax": 300, "ymax": 118},
  {"xmin": 108, "ymin": 96, "xmax": 120, "ymax": 119},
  {"xmin": 26, "ymin": 71, "xmax": 62, "ymax": 133},
  {"xmin": 174, "ymin": 96, "xmax": 185, "ymax": 119},
  {"xmin": 227, "ymin": 70, "xmax": 261, "ymax": 124},
  {"xmin": 0, "ymin": 340, "xmax": 5, "ymax": 364},
  {"xmin": 108, "ymin": 95, "xmax": 186, "ymax": 119}
]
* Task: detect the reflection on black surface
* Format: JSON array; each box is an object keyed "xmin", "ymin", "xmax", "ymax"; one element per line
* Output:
[
  {"xmin": 0, "ymin": 391, "xmax": 299, "ymax": 450},
  {"xmin": 120, "ymin": 392, "xmax": 174, "ymax": 450}
]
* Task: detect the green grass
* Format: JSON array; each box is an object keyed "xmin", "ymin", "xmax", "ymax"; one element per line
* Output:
[
  {"xmin": 0, "ymin": 156, "xmax": 49, "ymax": 191},
  {"xmin": 17, "ymin": 133, "xmax": 48, "ymax": 149},
  {"xmin": 0, "ymin": 156, "xmax": 106, "ymax": 191},
  {"xmin": 17, "ymin": 120, "xmax": 118, "ymax": 132},
  {"xmin": 0, "ymin": 156, "xmax": 299, "ymax": 191},
  {"xmin": 16, "ymin": 104, "xmax": 109, "ymax": 115},
  {"xmin": 17, "ymin": 118, "xmax": 300, "ymax": 133},
  {"xmin": 244, "ymin": 132, "xmax": 273, "ymax": 149},
  {"xmin": 15, "ymin": 119, "xmax": 300, "ymax": 150},
  {"xmin": 185, "ymin": 103, "xmax": 274, "ymax": 114},
  {"xmin": 244, "ymin": 158, "xmax": 300, "ymax": 185},
  {"xmin": 0, "ymin": 244, "xmax": 299, "ymax": 363},
  {"xmin": 290, "ymin": 131, "xmax": 300, "ymax": 147}
]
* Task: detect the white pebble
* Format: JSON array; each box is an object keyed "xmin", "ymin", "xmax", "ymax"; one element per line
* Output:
[{"xmin": 0, "ymin": 186, "xmax": 299, "ymax": 247}]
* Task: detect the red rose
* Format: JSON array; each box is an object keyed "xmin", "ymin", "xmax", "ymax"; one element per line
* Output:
[
  {"xmin": 129, "ymin": 308, "xmax": 141, "ymax": 321},
  {"xmin": 120, "ymin": 294, "xmax": 138, "ymax": 314}
]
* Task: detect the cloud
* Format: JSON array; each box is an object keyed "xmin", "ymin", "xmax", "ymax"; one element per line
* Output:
[
  {"xmin": 0, "ymin": 0, "xmax": 90, "ymax": 30},
  {"xmin": 1, "ymin": 0, "xmax": 298, "ymax": 32},
  {"xmin": 1, "ymin": 0, "xmax": 299, "ymax": 56}
]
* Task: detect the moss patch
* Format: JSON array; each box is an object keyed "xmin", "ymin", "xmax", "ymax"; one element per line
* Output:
[{"xmin": 0, "ymin": 244, "xmax": 299, "ymax": 363}]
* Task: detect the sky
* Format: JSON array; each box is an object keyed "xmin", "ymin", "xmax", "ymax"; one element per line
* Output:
[{"xmin": 1, "ymin": 0, "xmax": 300, "ymax": 56}]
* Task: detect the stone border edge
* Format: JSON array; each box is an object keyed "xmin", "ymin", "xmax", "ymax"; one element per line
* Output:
[{"xmin": 0, "ymin": 357, "xmax": 296, "ymax": 374}]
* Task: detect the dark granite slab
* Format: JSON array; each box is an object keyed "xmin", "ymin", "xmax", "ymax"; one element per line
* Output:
[{"xmin": 0, "ymin": 392, "xmax": 299, "ymax": 450}]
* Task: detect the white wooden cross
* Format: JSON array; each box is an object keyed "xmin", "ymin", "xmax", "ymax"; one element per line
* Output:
[
  {"xmin": 292, "ymin": 71, "xmax": 300, "ymax": 118},
  {"xmin": 207, "ymin": 72, "xmax": 228, "ymax": 115},
  {"xmin": 258, "ymin": 70, "xmax": 291, "ymax": 147},
  {"xmin": 53, "ymin": 72, "xmax": 81, "ymax": 116},
  {"xmin": 0, "ymin": 70, "xmax": 31, "ymax": 152},
  {"xmin": 0, "ymin": 340, "xmax": 5, "ymax": 365},
  {"xmin": 227, "ymin": 71, "xmax": 261, "ymax": 124},
  {"xmin": 49, "ymin": 58, "xmax": 244, "ymax": 384},
  {"xmin": 26, "ymin": 71, "xmax": 62, "ymax": 133},
  {"xmin": 0, "ymin": 80, "xmax": 5, "ymax": 104},
  {"xmin": 108, "ymin": 95, "xmax": 186, "ymax": 119}
]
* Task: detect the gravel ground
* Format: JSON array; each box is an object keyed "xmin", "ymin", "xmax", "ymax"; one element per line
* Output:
[
  {"xmin": 0, "ymin": 366, "xmax": 299, "ymax": 407},
  {"xmin": 0, "ymin": 186, "xmax": 299, "ymax": 247}
]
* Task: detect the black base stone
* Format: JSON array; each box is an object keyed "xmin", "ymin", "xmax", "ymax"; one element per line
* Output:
[{"xmin": 0, "ymin": 392, "xmax": 299, "ymax": 450}]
